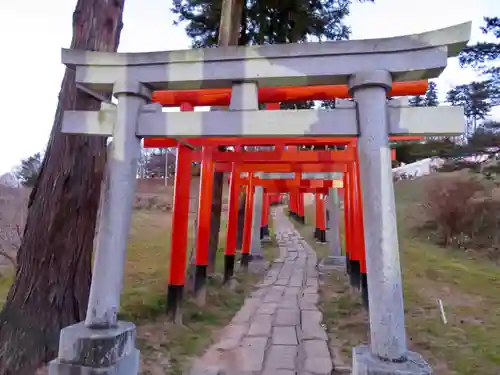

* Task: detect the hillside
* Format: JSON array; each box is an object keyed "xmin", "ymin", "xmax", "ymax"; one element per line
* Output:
[{"xmin": 295, "ymin": 173, "xmax": 500, "ymax": 375}]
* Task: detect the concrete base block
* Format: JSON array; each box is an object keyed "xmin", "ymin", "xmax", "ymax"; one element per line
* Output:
[
  {"xmin": 352, "ymin": 345, "xmax": 432, "ymax": 375},
  {"xmin": 48, "ymin": 321, "xmax": 139, "ymax": 375}
]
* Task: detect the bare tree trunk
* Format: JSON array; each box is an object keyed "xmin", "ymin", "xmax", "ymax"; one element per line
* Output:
[
  {"xmin": 0, "ymin": 1, "xmax": 125, "ymax": 374},
  {"xmin": 207, "ymin": 0, "xmax": 245, "ymax": 275}
]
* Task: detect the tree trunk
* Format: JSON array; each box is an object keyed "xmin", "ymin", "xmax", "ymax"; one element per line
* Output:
[
  {"xmin": 0, "ymin": 1, "xmax": 125, "ymax": 374},
  {"xmin": 207, "ymin": 0, "xmax": 245, "ymax": 275}
]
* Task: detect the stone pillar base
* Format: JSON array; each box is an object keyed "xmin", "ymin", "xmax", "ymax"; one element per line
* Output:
[
  {"xmin": 316, "ymin": 229, "xmax": 326, "ymax": 243},
  {"xmin": 49, "ymin": 321, "xmax": 139, "ymax": 375},
  {"xmin": 322, "ymin": 255, "xmax": 346, "ymax": 267},
  {"xmin": 319, "ymin": 256, "xmax": 346, "ymax": 272},
  {"xmin": 352, "ymin": 345, "xmax": 432, "ymax": 375}
]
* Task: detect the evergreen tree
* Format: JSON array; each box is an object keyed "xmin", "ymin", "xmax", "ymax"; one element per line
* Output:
[
  {"xmin": 14, "ymin": 152, "xmax": 43, "ymax": 188},
  {"xmin": 446, "ymin": 81, "xmax": 492, "ymax": 134},
  {"xmin": 424, "ymin": 81, "xmax": 439, "ymax": 106},
  {"xmin": 408, "ymin": 81, "xmax": 439, "ymax": 107},
  {"xmin": 468, "ymin": 120, "xmax": 500, "ymax": 150},
  {"xmin": 171, "ymin": 0, "xmax": 374, "ymax": 109},
  {"xmin": 408, "ymin": 95, "xmax": 425, "ymax": 107},
  {"xmin": 172, "ymin": 0, "xmax": 360, "ymax": 48},
  {"xmin": 459, "ymin": 17, "xmax": 500, "ymax": 106}
]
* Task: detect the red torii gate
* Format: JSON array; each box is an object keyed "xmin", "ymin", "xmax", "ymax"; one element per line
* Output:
[{"xmin": 142, "ymin": 81, "xmax": 428, "ymax": 319}]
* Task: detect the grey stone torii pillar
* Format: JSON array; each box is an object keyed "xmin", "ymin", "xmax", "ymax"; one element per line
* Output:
[
  {"xmin": 49, "ymin": 82, "xmax": 151, "ymax": 374},
  {"xmin": 54, "ymin": 21, "xmax": 470, "ymax": 375},
  {"xmin": 250, "ymin": 185, "xmax": 266, "ymax": 261},
  {"xmin": 348, "ymin": 71, "xmax": 428, "ymax": 372},
  {"xmin": 323, "ymin": 186, "xmax": 345, "ymax": 268}
]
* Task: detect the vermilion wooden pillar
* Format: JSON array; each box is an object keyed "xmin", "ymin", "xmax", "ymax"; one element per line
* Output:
[
  {"xmin": 193, "ymin": 146, "xmax": 214, "ymax": 302},
  {"xmin": 342, "ymin": 173, "xmax": 351, "ymax": 264},
  {"xmin": 343, "ymin": 165, "xmax": 353, "ymax": 276},
  {"xmin": 261, "ymin": 191, "xmax": 270, "ymax": 239},
  {"xmin": 241, "ymin": 172, "xmax": 255, "ymax": 267},
  {"xmin": 349, "ymin": 162, "xmax": 362, "ymax": 290},
  {"xmin": 355, "ymin": 157, "xmax": 369, "ymax": 309},
  {"xmin": 223, "ymin": 162, "xmax": 240, "ymax": 283},
  {"xmin": 166, "ymin": 143, "xmax": 193, "ymax": 321}
]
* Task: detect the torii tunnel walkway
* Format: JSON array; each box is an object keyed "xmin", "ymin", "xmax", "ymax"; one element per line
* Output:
[
  {"xmin": 190, "ymin": 207, "xmax": 333, "ymax": 375},
  {"xmin": 51, "ymin": 21, "xmax": 470, "ymax": 375}
]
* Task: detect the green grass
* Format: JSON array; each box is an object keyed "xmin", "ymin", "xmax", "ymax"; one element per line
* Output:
[
  {"xmin": 293, "ymin": 182, "xmax": 500, "ymax": 375},
  {"xmin": 0, "ymin": 209, "xmax": 279, "ymax": 374},
  {"xmin": 0, "ymin": 273, "xmax": 12, "ymax": 307},
  {"xmin": 127, "ymin": 212, "xmax": 279, "ymax": 374}
]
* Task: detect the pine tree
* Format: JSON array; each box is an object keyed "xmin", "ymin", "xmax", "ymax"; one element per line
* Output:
[
  {"xmin": 424, "ymin": 81, "xmax": 439, "ymax": 106},
  {"xmin": 172, "ymin": 0, "xmax": 358, "ymax": 47},
  {"xmin": 408, "ymin": 95, "xmax": 425, "ymax": 107},
  {"xmin": 459, "ymin": 17, "xmax": 500, "ymax": 106},
  {"xmin": 446, "ymin": 81, "xmax": 492, "ymax": 134},
  {"xmin": 408, "ymin": 81, "xmax": 439, "ymax": 107},
  {"xmin": 171, "ymin": 0, "xmax": 373, "ymax": 110},
  {"xmin": 14, "ymin": 152, "xmax": 43, "ymax": 188}
]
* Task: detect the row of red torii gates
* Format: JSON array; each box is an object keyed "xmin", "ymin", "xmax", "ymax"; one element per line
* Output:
[
  {"xmin": 51, "ymin": 23, "xmax": 470, "ymax": 374},
  {"xmin": 142, "ymin": 81, "xmax": 428, "ymax": 318}
]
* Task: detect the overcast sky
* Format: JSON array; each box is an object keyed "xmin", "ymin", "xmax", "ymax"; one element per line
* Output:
[{"xmin": 0, "ymin": 0, "xmax": 499, "ymax": 174}]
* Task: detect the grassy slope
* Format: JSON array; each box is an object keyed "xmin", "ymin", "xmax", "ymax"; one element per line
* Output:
[
  {"xmin": 0, "ymin": 185, "xmax": 279, "ymax": 374},
  {"xmin": 295, "ymin": 179, "xmax": 500, "ymax": 375},
  {"xmin": 124, "ymin": 210, "xmax": 278, "ymax": 375}
]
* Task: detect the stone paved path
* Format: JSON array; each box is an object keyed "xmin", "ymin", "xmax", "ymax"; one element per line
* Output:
[{"xmin": 189, "ymin": 207, "xmax": 333, "ymax": 375}]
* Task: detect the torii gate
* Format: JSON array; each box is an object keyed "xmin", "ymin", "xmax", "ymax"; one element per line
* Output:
[
  {"xmin": 184, "ymin": 141, "xmax": 404, "ymax": 296},
  {"xmin": 50, "ymin": 22, "xmax": 470, "ymax": 375},
  {"xmin": 173, "ymin": 146, "xmax": 354, "ymax": 301}
]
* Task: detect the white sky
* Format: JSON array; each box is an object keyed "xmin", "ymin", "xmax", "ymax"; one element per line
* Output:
[{"xmin": 0, "ymin": 0, "xmax": 499, "ymax": 174}]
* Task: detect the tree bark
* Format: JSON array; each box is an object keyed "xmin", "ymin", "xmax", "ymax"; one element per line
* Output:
[
  {"xmin": 0, "ymin": 1, "xmax": 125, "ymax": 374},
  {"xmin": 207, "ymin": 0, "xmax": 245, "ymax": 275}
]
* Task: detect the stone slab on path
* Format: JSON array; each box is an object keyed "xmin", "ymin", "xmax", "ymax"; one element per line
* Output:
[{"xmin": 188, "ymin": 207, "xmax": 335, "ymax": 375}]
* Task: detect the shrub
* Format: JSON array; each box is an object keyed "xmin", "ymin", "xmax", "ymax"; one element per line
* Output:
[
  {"xmin": 438, "ymin": 159, "xmax": 481, "ymax": 173},
  {"xmin": 423, "ymin": 174, "xmax": 500, "ymax": 258}
]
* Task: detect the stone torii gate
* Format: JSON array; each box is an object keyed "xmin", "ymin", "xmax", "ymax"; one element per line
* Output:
[{"xmin": 50, "ymin": 22, "xmax": 470, "ymax": 375}]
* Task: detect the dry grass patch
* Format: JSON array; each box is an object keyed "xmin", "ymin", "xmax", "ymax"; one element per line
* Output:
[
  {"xmin": 0, "ymin": 179, "xmax": 279, "ymax": 374},
  {"xmin": 292, "ymin": 183, "xmax": 500, "ymax": 375},
  {"xmin": 121, "ymin": 209, "xmax": 279, "ymax": 375}
]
